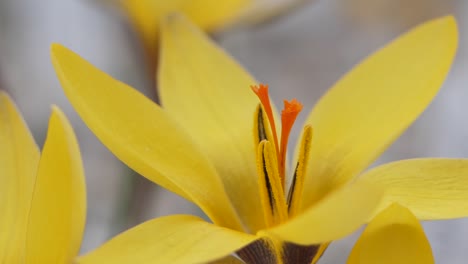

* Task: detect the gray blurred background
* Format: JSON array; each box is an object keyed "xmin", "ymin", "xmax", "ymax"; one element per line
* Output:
[{"xmin": 1, "ymin": 0, "xmax": 468, "ymax": 263}]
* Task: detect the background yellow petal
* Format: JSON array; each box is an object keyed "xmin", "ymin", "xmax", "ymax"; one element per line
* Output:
[
  {"xmin": 0, "ymin": 92, "xmax": 39, "ymax": 262},
  {"xmin": 347, "ymin": 203, "xmax": 434, "ymax": 264},
  {"xmin": 359, "ymin": 158, "xmax": 468, "ymax": 220},
  {"xmin": 300, "ymin": 16, "xmax": 458, "ymax": 206},
  {"xmin": 265, "ymin": 181, "xmax": 383, "ymax": 245},
  {"xmin": 77, "ymin": 215, "xmax": 257, "ymax": 264},
  {"xmin": 51, "ymin": 44, "xmax": 243, "ymax": 231},
  {"xmin": 121, "ymin": 0, "xmax": 250, "ymax": 63},
  {"xmin": 159, "ymin": 14, "xmax": 266, "ymax": 232},
  {"xmin": 25, "ymin": 107, "xmax": 86, "ymax": 263}
]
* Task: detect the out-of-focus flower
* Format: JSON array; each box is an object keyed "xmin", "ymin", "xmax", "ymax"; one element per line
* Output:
[
  {"xmin": 106, "ymin": 0, "xmax": 312, "ymax": 71},
  {"xmin": 0, "ymin": 92, "xmax": 86, "ymax": 263},
  {"xmin": 119, "ymin": 0, "xmax": 248, "ymax": 64},
  {"xmin": 51, "ymin": 14, "xmax": 467, "ymax": 264}
]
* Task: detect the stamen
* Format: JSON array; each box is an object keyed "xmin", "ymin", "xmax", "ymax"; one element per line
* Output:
[
  {"xmin": 287, "ymin": 125, "xmax": 312, "ymax": 216},
  {"xmin": 251, "ymin": 84, "xmax": 280, "ymax": 157},
  {"xmin": 256, "ymin": 140, "xmax": 288, "ymax": 228},
  {"xmin": 279, "ymin": 99, "xmax": 303, "ymax": 185}
]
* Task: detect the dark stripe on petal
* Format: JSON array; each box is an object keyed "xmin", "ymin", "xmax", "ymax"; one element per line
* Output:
[
  {"xmin": 262, "ymin": 151, "xmax": 275, "ymax": 213},
  {"xmin": 257, "ymin": 107, "xmax": 268, "ymax": 141},
  {"xmin": 286, "ymin": 125, "xmax": 313, "ymax": 216},
  {"xmin": 237, "ymin": 239, "xmax": 278, "ymax": 264},
  {"xmin": 287, "ymin": 162, "xmax": 300, "ymax": 211},
  {"xmin": 282, "ymin": 242, "xmax": 321, "ymax": 264}
]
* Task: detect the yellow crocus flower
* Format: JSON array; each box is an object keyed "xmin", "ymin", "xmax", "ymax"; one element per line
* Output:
[
  {"xmin": 51, "ymin": 13, "xmax": 467, "ymax": 264},
  {"xmin": 0, "ymin": 92, "xmax": 86, "ymax": 263},
  {"xmin": 120, "ymin": 0, "xmax": 249, "ymax": 63},
  {"xmin": 115, "ymin": 0, "xmax": 308, "ymax": 71}
]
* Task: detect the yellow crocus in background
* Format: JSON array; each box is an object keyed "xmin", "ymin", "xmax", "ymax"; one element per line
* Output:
[
  {"xmin": 0, "ymin": 92, "xmax": 86, "ymax": 263},
  {"xmin": 119, "ymin": 0, "xmax": 249, "ymax": 64},
  {"xmin": 115, "ymin": 0, "xmax": 310, "ymax": 72},
  {"xmin": 50, "ymin": 13, "xmax": 468, "ymax": 263}
]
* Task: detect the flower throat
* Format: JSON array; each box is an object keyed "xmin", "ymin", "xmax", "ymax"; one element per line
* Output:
[{"xmin": 251, "ymin": 84, "xmax": 313, "ymax": 228}]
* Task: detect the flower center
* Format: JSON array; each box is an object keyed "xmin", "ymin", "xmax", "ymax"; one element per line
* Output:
[
  {"xmin": 250, "ymin": 84, "xmax": 311, "ymax": 229},
  {"xmin": 251, "ymin": 84, "xmax": 303, "ymax": 188}
]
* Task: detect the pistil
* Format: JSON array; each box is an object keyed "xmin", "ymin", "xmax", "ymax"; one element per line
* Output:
[{"xmin": 279, "ymin": 99, "xmax": 302, "ymax": 185}]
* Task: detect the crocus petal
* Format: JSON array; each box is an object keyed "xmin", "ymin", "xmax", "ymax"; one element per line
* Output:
[
  {"xmin": 0, "ymin": 92, "xmax": 39, "ymax": 262},
  {"xmin": 77, "ymin": 215, "xmax": 257, "ymax": 264},
  {"xmin": 25, "ymin": 107, "xmax": 86, "ymax": 263},
  {"xmin": 265, "ymin": 181, "xmax": 383, "ymax": 245},
  {"xmin": 300, "ymin": 16, "xmax": 458, "ymax": 206},
  {"xmin": 159, "ymin": 14, "xmax": 266, "ymax": 232},
  {"xmin": 51, "ymin": 44, "xmax": 243, "ymax": 231},
  {"xmin": 347, "ymin": 203, "xmax": 434, "ymax": 264},
  {"xmin": 359, "ymin": 158, "xmax": 468, "ymax": 220},
  {"xmin": 121, "ymin": 0, "xmax": 250, "ymax": 63}
]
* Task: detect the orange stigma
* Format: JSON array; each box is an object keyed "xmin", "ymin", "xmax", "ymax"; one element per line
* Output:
[
  {"xmin": 251, "ymin": 84, "xmax": 280, "ymax": 157},
  {"xmin": 279, "ymin": 99, "xmax": 303, "ymax": 184},
  {"xmin": 251, "ymin": 84, "xmax": 303, "ymax": 186}
]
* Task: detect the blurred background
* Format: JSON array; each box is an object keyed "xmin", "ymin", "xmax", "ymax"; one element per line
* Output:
[{"xmin": 1, "ymin": 0, "xmax": 468, "ymax": 262}]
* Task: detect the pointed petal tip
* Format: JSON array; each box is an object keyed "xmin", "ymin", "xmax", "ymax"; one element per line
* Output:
[
  {"xmin": 419, "ymin": 15, "xmax": 457, "ymax": 31},
  {"xmin": 161, "ymin": 12, "xmax": 202, "ymax": 39},
  {"xmin": 440, "ymin": 14, "xmax": 457, "ymax": 27},
  {"xmin": 50, "ymin": 43, "xmax": 65, "ymax": 57},
  {"xmin": 50, "ymin": 104, "xmax": 62, "ymax": 115},
  {"xmin": 50, "ymin": 43, "xmax": 79, "ymax": 65},
  {"xmin": 426, "ymin": 15, "xmax": 458, "ymax": 47},
  {"xmin": 49, "ymin": 105, "xmax": 69, "ymax": 127},
  {"xmin": 49, "ymin": 106, "xmax": 77, "ymax": 135},
  {"xmin": 436, "ymin": 14, "xmax": 458, "ymax": 38}
]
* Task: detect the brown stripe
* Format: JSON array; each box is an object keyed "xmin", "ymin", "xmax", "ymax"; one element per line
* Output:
[
  {"xmin": 262, "ymin": 148, "xmax": 275, "ymax": 213},
  {"xmin": 257, "ymin": 107, "xmax": 268, "ymax": 141},
  {"xmin": 237, "ymin": 240, "xmax": 278, "ymax": 264},
  {"xmin": 286, "ymin": 162, "xmax": 300, "ymax": 212},
  {"xmin": 282, "ymin": 242, "xmax": 321, "ymax": 264}
]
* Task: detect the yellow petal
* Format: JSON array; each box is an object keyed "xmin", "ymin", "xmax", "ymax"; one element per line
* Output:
[
  {"xmin": 51, "ymin": 44, "xmax": 243, "ymax": 231},
  {"xmin": 300, "ymin": 16, "xmax": 458, "ymax": 205},
  {"xmin": 265, "ymin": 180, "xmax": 383, "ymax": 245},
  {"xmin": 359, "ymin": 158, "xmax": 468, "ymax": 220},
  {"xmin": 347, "ymin": 203, "xmax": 434, "ymax": 264},
  {"xmin": 77, "ymin": 215, "xmax": 257, "ymax": 264},
  {"xmin": 159, "ymin": 14, "xmax": 264, "ymax": 232},
  {"xmin": 121, "ymin": 0, "xmax": 250, "ymax": 63},
  {"xmin": 0, "ymin": 92, "xmax": 39, "ymax": 262},
  {"xmin": 25, "ymin": 107, "xmax": 86, "ymax": 263}
]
